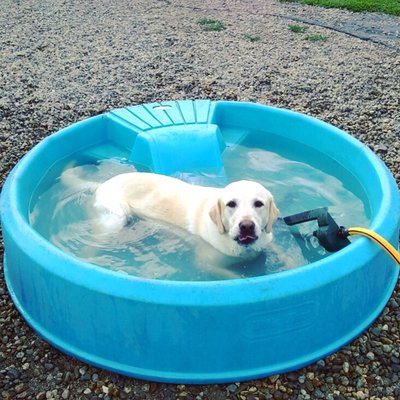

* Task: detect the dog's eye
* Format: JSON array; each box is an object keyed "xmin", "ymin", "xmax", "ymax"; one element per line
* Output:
[
  {"xmin": 226, "ymin": 200, "xmax": 237, "ymax": 208},
  {"xmin": 254, "ymin": 200, "xmax": 264, "ymax": 208}
]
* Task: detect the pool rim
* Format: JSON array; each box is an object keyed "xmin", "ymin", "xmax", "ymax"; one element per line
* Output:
[
  {"xmin": 1, "ymin": 101, "xmax": 399, "ymax": 296},
  {"xmin": 1, "ymin": 100, "xmax": 399, "ymax": 383}
]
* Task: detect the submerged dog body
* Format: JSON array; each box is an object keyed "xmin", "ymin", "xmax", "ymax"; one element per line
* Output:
[{"xmin": 94, "ymin": 172, "xmax": 279, "ymax": 259}]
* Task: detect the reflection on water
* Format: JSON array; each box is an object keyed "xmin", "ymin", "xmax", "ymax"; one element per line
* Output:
[{"xmin": 30, "ymin": 140, "xmax": 369, "ymax": 281}]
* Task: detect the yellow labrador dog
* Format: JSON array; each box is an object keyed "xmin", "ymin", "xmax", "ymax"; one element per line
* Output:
[{"xmin": 94, "ymin": 172, "xmax": 279, "ymax": 259}]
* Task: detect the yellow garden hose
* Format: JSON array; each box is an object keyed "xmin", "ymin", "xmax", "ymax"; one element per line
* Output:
[
  {"xmin": 283, "ymin": 208, "xmax": 400, "ymax": 265},
  {"xmin": 345, "ymin": 227, "xmax": 400, "ymax": 266}
]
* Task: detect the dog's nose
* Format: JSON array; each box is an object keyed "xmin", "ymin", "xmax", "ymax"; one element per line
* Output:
[{"xmin": 239, "ymin": 220, "xmax": 255, "ymax": 235}]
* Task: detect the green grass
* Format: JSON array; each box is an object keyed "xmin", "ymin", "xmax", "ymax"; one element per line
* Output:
[
  {"xmin": 197, "ymin": 18, "xmax": 226, "ymax": 32},
  {"xmin": 280, "ymin": 0, "xmax": 400, "ymax": 16},
  {"xmin": 288, "ymin": 23, "xmax": 328, "ymax": 42},
  {"xmin": 243, "ymin": 33, "xmax": 261, "ymax": 42},
  {"xmin": 305, "ymin": 33, "xmax": 328, "ymax": 42},
  {"xmin": 288, "ymin": 24, "xmax": 308, "ymax": 33}
]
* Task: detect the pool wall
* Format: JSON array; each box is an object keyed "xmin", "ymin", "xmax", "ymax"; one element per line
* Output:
[{"xmin": 1, "ymin": 100, "xmax": 399, "ymax": 383}]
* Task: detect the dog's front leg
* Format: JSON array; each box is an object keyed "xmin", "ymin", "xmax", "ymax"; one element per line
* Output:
[{"xmin": 192, "ymin": 240, "xmax": 242, "ymax": 280}]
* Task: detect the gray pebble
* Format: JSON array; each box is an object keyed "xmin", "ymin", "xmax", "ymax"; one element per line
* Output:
[
  {"xmin": 371, "ymin": 327, "xmax": 381, "ymax": 337},
  {"xmin": 61, "ymin": 389, "xmax": 70, "ymax": 399},
  {"xmin": 44, "ymin": 363, "xmax": 54, "ymax": 371},
  {"xmin": 366, "ymin": 351, "xmax": 375, "ymax": 360},
  {"xmin": 314, "ymin": 389, "xmax": 325, "ymax": 398},
  {"xmin": 81, "ymin": 373, "xmax": 91, "ymax": 381},
  {"xmin": 356, "ymin": 377, "xmax": 367, "ymax": 389},
  {"xmin": 382, "ymin": 344, "xmax": 393, "ymax": 353},
  {"xmin": 226, "ymin": 384, "xmax": 237, "ymax": 393},
  {"xmin": 7, "ymin": 367, "xmax": 20, "ymax": 380},
  {"xmin": 15, "ymin": 383, "xmax": 26, "ymax": 394},
  {"xmin": 342, "ymin": 361, "xmax": 350, "ymax": 373},
  {"xmin": 341, "ymin": 376, "xmax": 350, "ymax": 386},
  {"xmin": 374, "ymin": 144, "xmax": 388, "ymax": 152}
]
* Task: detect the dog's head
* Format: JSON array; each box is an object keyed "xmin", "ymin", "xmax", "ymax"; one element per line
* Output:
[{"xmin": 209, "ymin": 180, "xmax": 279, "ymax": 253}]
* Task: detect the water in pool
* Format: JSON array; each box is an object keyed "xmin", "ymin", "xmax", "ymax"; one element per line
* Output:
[{"xmin": 30, "ymin": 130, "xmax": 369, "ymax": 281}]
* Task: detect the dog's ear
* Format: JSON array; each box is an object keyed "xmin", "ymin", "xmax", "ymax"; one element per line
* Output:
[
  {"xmin": 265, "ymin": 198, "xmax": 279, "ymax": 233},
  {"xmin": 209, "ymin": 199, "xmax": 226, "ymax": 234}
]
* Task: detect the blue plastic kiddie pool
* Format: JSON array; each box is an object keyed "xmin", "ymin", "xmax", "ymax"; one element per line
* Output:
[{"xmin": 1, "ymin": 100, "xmax": 399, "ymax": 383}]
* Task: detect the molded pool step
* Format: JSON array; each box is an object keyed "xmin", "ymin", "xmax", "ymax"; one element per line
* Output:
[
  {"xmin": 130, "ymin": 124, "xmax": 226, "ymax": 175},
  {"xmin": 108, "ymin": 100, "xmax": 226, "ymax": 175}
]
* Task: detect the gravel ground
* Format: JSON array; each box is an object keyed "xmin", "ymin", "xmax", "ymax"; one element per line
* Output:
[{"xmin": 1, "ymin": 0, "xmax": 400, "ymax": 399}]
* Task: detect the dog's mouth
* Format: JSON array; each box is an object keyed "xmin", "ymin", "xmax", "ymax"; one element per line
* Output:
[{"xmin": 235, "ymin": 234, "xmax": 258, "ymax": 246}]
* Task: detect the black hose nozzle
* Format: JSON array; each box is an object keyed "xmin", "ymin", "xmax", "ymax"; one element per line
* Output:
[{"xmin": 283, "ymin": 208, "xmax": 351, "ymax": 252}]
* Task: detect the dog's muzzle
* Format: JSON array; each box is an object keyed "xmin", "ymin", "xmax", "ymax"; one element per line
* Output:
[{"xmin": 235, "ymin": 220, "xmax": 258, "ymax": 246}]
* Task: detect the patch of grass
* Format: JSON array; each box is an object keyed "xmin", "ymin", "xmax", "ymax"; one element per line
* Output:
[
  {"xmin": 197, "ymin": 18, "xmax": 226, "ymax": 32},
  {"xmin": 243, "ymin": 33, "xmax": 261, "ymax": 42},
  {"xmin": 280, "ymin": 0, "xmax": 400, "ymax": 16},
  {"xmin": 305, "ymin": 33, "xmax": 328, "ymax": 42},
  {"xmin": 288, "ymin": 22, "xmax": 327, "ymax": 42},
  {"xmin": 304, "ymin": 0, "xmax": 400, "ymax": 16},
  {"xmin": 288, "ymin": 24, "xmax": 308, "ymax": 33}
]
